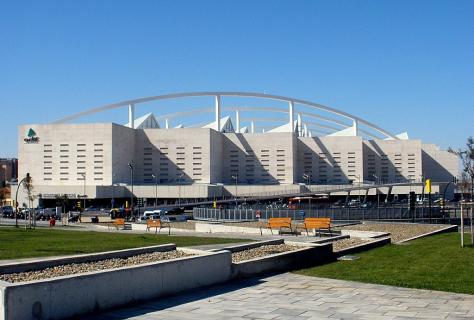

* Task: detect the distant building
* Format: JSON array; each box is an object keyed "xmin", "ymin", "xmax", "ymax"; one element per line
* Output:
[{"xmin": 0, "ymin": 158, "xmax": 18, "ymax": 186}]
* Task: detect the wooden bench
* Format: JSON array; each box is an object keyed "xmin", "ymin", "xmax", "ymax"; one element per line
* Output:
[
  {"xmin": 298, "ymin": 217, "xmax": 332, "ymax": 237},
  {"xmin": 260, "ymin": 217, "xmax": 293, "ymax": 235},
  {"xmin": 108, "ymin": 218, "xmax": 125, "ymax": 230},
  {"xmin": 146, "ymin": 219, "xmax": 171, "ymax": 235}
]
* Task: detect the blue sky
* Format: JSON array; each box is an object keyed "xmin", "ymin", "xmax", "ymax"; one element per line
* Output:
[{"xmin": 1, "ymin": 0, "xmax": 473, "ymax": 157}]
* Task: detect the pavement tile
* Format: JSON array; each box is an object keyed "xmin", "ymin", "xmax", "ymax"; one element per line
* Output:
[{"xmin": 83, "ymin": 273, "xmax": 474, "ymax": 320}]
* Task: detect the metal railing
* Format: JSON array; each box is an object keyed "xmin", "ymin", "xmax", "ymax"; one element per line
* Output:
[{"xmin": 193, "ymin": 206, "xmax": 443, "ymax": 223}]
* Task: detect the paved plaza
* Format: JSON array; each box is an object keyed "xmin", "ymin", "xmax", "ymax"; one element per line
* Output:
[{"xmin": 85, "ymin": 273, "xmax": 474, "ymax": 320}]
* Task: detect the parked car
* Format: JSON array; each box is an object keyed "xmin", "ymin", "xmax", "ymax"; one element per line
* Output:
[{"xmin": 1, "ymin": 206, "xmax": 14, "ymax": 218}]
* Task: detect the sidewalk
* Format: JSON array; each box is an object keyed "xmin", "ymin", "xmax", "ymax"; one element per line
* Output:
[{"xmin": 84, "ymin": 273, "xmax": 474, "ymax": 320}]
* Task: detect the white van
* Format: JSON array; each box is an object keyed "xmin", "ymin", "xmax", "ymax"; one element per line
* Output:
[
  {"xmin": 137, "ymin": 210, "xmax": 163, "ymax": 223},
  {"xmin": 137, "ymin": 211, "xmax": 155, "ymax": 223}
]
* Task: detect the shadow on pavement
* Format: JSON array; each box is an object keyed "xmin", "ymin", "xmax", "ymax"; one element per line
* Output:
[{"xmin": 77, "ymin": 276, "xmax": 267, "ymax": 320}]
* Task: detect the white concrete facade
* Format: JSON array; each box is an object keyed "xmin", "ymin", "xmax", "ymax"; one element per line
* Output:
[{"xmin": 17, "ymin": 123, "xmax": 458, "ymax": 203}]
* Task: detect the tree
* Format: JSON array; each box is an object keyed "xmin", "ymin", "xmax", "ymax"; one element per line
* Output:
[{"xmin": 449, "ymin": 136, "xmax": 474, "ymax": 201}]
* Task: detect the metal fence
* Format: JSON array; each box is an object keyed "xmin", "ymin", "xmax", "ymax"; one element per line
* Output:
[{"xmin": 193, "ymin": 206, "xmax": 443, "ymax": 222}]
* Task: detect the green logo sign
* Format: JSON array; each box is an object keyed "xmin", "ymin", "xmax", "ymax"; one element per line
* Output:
[{"xmin": 24, "ymin": 128, "xmax": 39, "ymax": 143}]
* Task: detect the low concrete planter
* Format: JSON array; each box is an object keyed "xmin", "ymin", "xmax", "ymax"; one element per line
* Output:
[
  {"xmin": 0, "ymin": 244, "xmax": 175, "ymax": 275},
  {"xmin": 212, "ymin": 240, "xmax": 335, "ymax": 279},
  {"xmin": 340, "ymin": 230, "xmax": 390, "ymax": 239},
  {"xmin": 396, "ymin": 225, "xmax": 457, "ymax": 244},
  {"xmin": 0, "ymin": 246, "xmax": 231, "ymax": 320},
  {"xmin": 232, "ymin": 242, "xmax": 334, "ymax": 279}
]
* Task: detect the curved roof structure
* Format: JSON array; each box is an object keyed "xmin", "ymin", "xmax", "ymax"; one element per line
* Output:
[{"xmin": 51, "ymin": 91, "xmax": 401, "ymax": 140}]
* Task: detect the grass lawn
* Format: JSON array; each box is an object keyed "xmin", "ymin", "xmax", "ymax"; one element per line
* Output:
[
  {"xmin": 0, "ymin": 227, "xmax": 248, "ymax": 260},
  {"xmin": 295, "ymin": 232, "xmax": 474, "ymax": 295}
]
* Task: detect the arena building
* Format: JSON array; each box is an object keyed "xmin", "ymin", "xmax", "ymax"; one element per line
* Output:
[{"xmin": 15, "ymin": 92, "xmax": 458, "ymax": 207}]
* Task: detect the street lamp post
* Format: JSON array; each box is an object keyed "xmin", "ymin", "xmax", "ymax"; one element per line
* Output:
[
  {"xmin": 14, "ymin": 173, "xmax": 30, "ymax": 228},
  {"xmin": 231, "ymin": 174, "xmax": 238, "ymax": 207},
  {"xmin": 356, "ymin": 174, "xmax": 361, "ymax": 207},
  {"xmin": 372, "ymin": 173, "xmax": 379, "ymax": 210},
  {"xmin": 177, "ymin": 173, "xmax": 184, "ymax": 205},
  {"xmin": 152, "ymin": 174, "xmax": 158, "ymax": 207},
  {"xmin": 128, "ymin": 162, "xmax": 134, "ymax": 220},
  {"xmin": 111, "ymin": 173, "xmax": 116, "ymax": 210},
  {"xmin": 303, "ymin": 173, "xmax": 311, "ymax": 215},
  {"xmin": 79, "ymin": 172, "xmax": 86, "ymax": 222}
]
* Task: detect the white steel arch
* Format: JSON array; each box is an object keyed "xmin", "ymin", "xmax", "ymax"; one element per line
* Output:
[{"xmin": 51, "ymin": 91, "xmax": 399, "ymax": 139}]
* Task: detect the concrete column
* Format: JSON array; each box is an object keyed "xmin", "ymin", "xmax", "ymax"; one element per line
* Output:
[
  {"xmin": 308, "ymin": 130, "xmax": 312, "ymax": 138},
  {"xmin": 128, "ymin": 104, "xmax": 135, "ymax": 129},
  {"xmin": 235, "ymin": 110, "xmax": 240, "ymax": 133},
  {"xmin": 251, "ymin": 121, "xmax": 255, "ymax": 133},
  {"xmin": 353, "ymin": 119, "xmax": 358, "ymax": 136},
  {"xmin": 215, "ymin": 95, "xmax": 221, "ymax": 131},
  {"xmin": 165, "ymin": 118, "xmax": 169, "ymax": 129},
  {"xmin": 304, "ymin": 124, "xmax": 308, "ymax": 137},
  {"xmin": 297, "ymin": 113, "xmax": 302, "ymax": 137},
  {"xmin": 289, "ymin": 101, "xmax": 294, "ymax": 133}
]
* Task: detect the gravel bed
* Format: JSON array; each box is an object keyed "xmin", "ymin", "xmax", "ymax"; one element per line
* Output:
[
  {"xmin": 332, "ymin": 238, "xmax": 370, "ymax": 252},
  {"xmin": 232, "ymin": 244, "xmax": 300, "ymax": 263},
  {"xmin": 0, "ymin": 250, "xmax": 193, "ymax": 283},
  {"xmin": 339, "ymin": 223, "xmax": 446, "ymax": 243}
]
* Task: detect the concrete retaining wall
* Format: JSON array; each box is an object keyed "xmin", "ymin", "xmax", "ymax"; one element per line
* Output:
[
  {"xmin": 335, "ymin": 237, "xmax": 392, "ymax": 257},
  {"xmin": 1, "ymin": 248, "xmax": 231, "ymax": 320},
  {"xmin": 229, "ymin": 242, "xmax": 335, "ymax": 279},
  {"xmin": 340, "ymin": 230, "xmax": 389, "ymax": 239}
]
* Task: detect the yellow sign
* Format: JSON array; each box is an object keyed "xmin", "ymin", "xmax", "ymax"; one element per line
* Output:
[
  {"xmin": 425, "ymin": 179, "xmax": 431, "ymax": 193},
  {"xmin": 125, "ymin": 201, "xmax": 129, "ymax": 208},
  {"xmin": 213, "ymin": 201, "xmax": 217, "ymax": 208}
]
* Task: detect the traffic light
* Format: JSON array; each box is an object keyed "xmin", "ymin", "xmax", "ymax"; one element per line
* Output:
[
  {"xmin": 137, "ymin": 198, "xmax": 143, "ymax": 207},
  {"xmin": 409, "ymin": 191, "xmax": 416, "ymax": 211}
]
